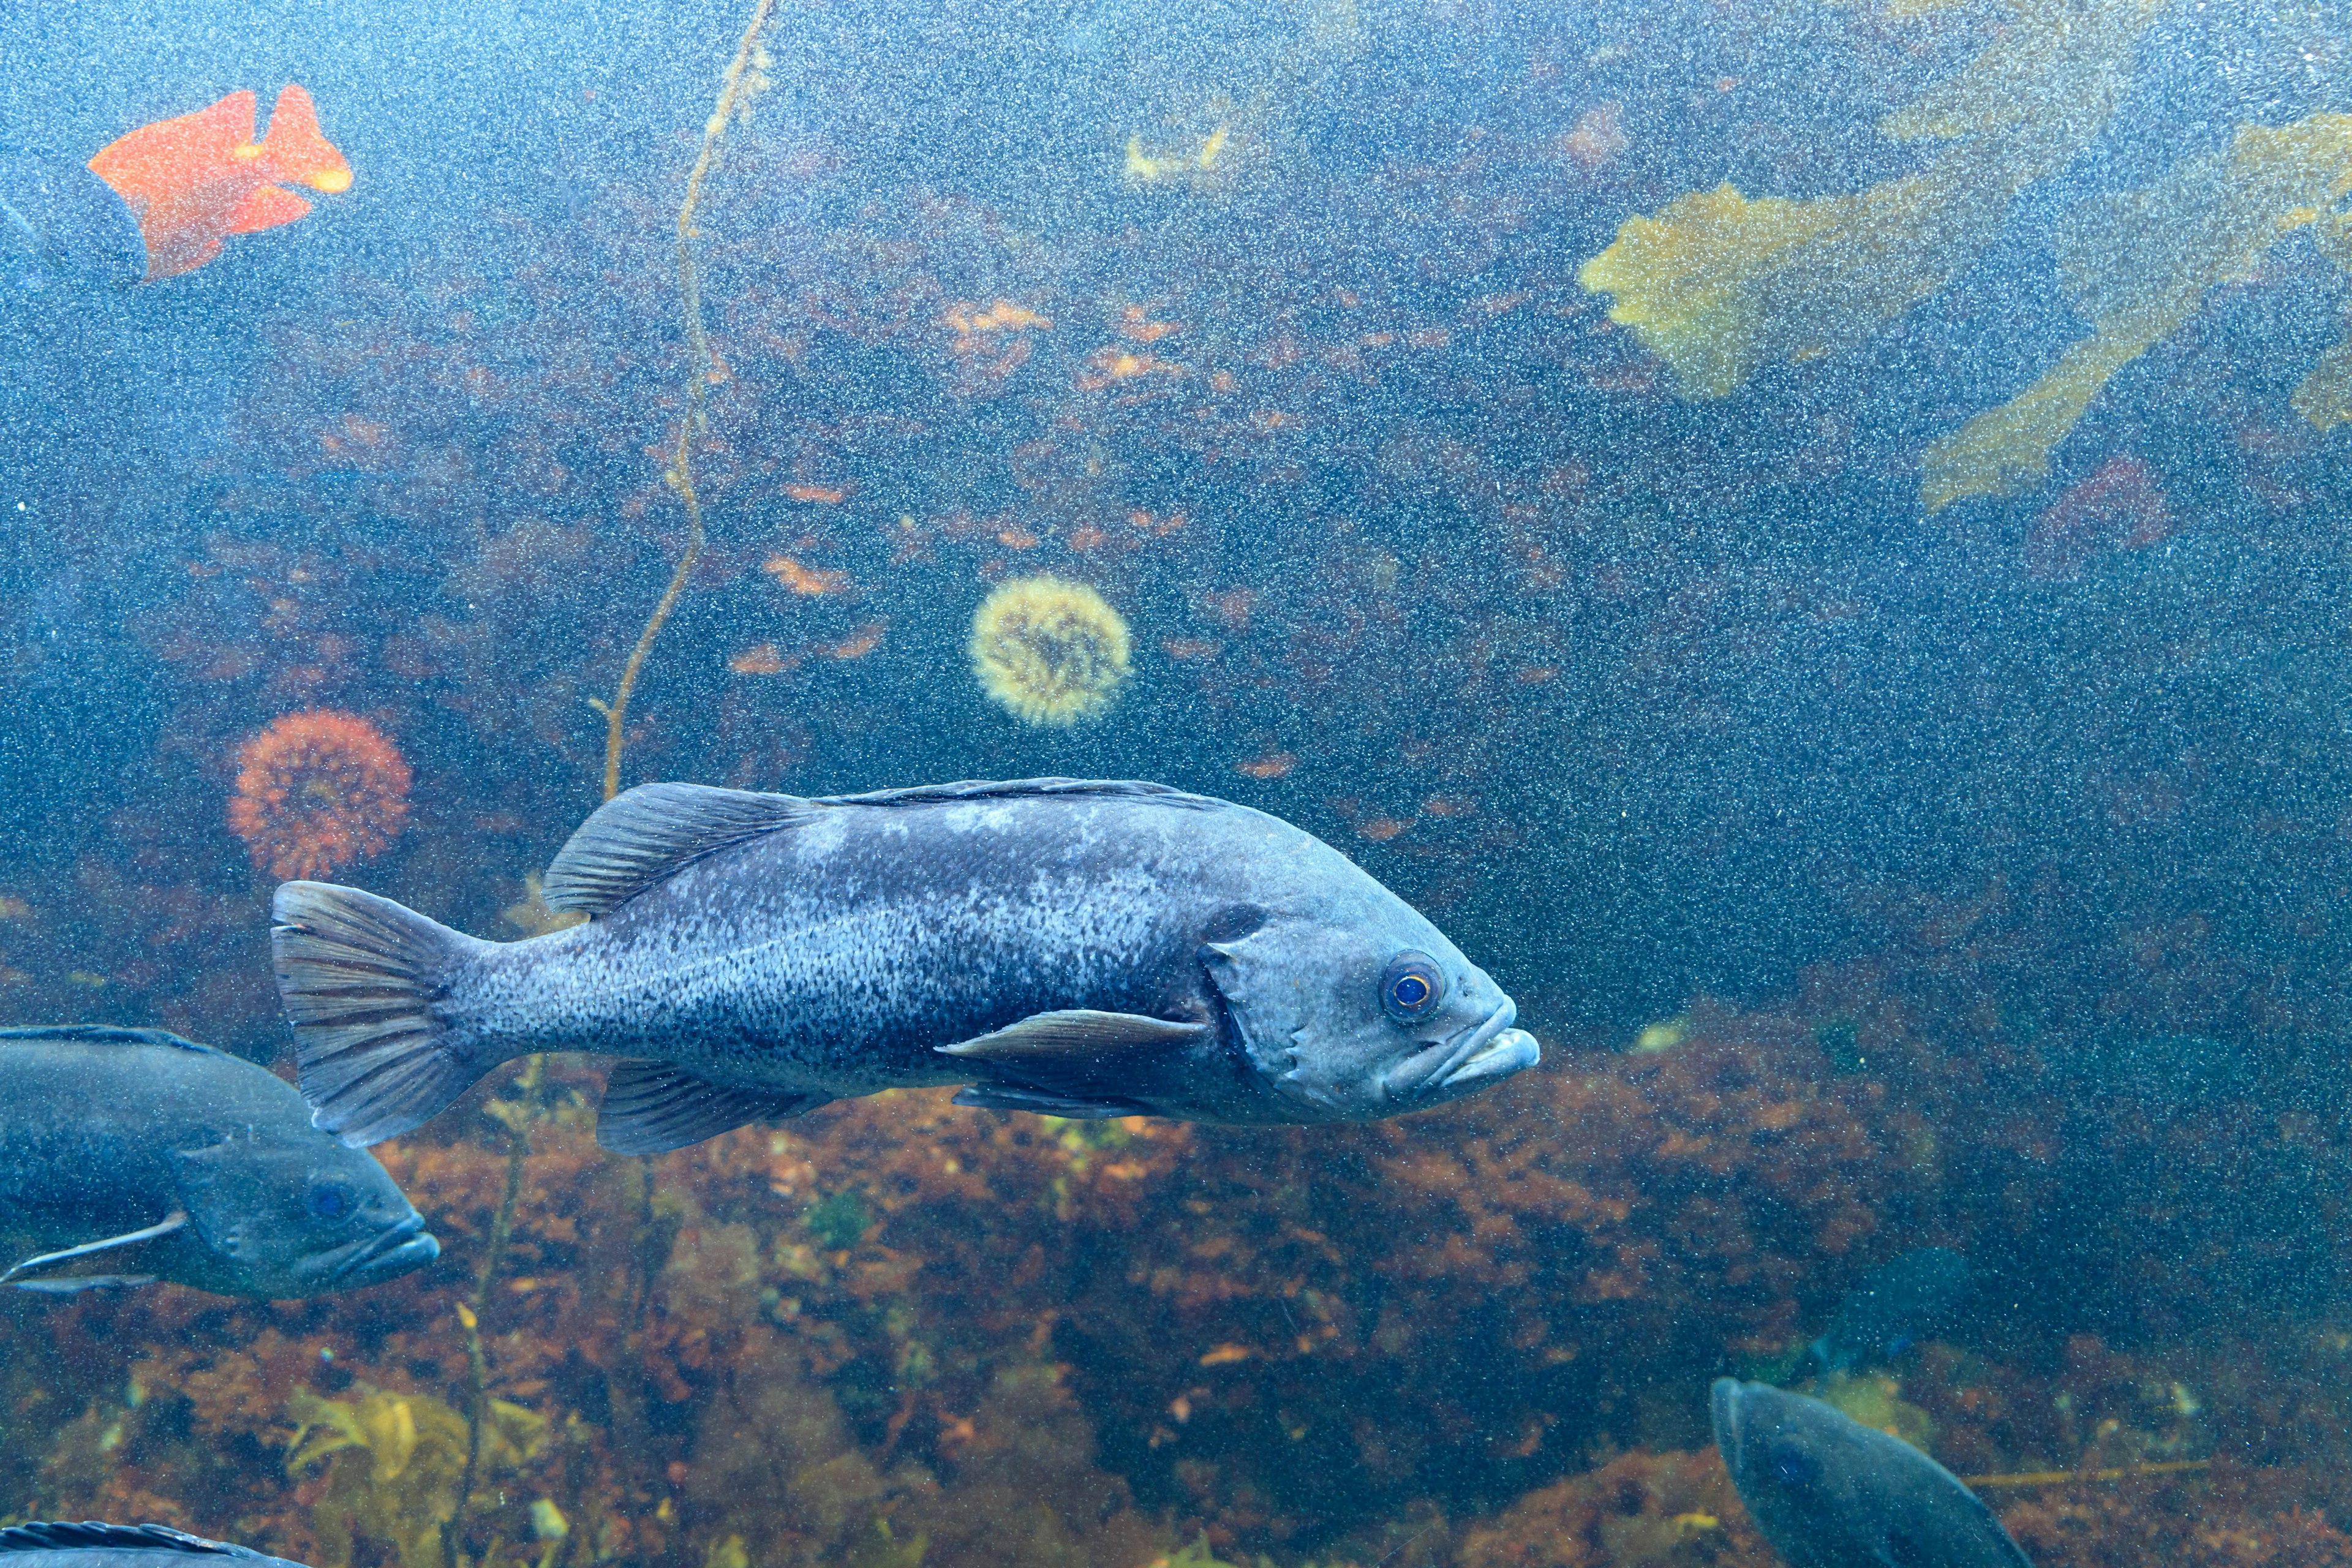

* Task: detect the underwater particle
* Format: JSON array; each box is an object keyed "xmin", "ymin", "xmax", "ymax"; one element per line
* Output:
[
  {"xmin": 227, "ymin": 710, "xmax": 412, "ymax": 881},
  {"xmin": 968, "ymin": 576, "xmax": 1133, "ymax": 726}
]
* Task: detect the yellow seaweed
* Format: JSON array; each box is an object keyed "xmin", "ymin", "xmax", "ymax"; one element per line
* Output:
[
  {"xmin": 1923, "ymin": 114, "xmax": 2352, "ymax": 509},
  {"xmin": 1125, "ymin": 123, "xmax": 1232, "ymax": 184},
  {"xmin": 1578, "ymin": 0, "xmax": 2158, "ymax": 400},
  {"xmin": 2291, "ymin": 213, "xmax": 2352, "ymax": 431},
  {"xmin": 285, "ymin": 1385, "xmax": 548, "ymax": 1568}
]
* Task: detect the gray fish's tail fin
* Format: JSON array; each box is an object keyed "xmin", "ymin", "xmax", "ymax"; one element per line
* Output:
[{"xmin": 271, "ymin": 881, "xmax": 494, "ymax": 1147}]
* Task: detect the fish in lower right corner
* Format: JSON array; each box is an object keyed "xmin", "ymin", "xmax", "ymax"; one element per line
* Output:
[
  {"xmin": 0, "ymin": 1522, "xmax": 311, "ymax": 1568},
  {"xmin": 1711, "ymin": 1379, "xmax": 2032, "ymax": 1568}
]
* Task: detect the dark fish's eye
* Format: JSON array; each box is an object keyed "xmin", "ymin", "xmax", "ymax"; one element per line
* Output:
[
  {"xmin": 1381, "ymin": 951, "xmax": 1446, "ymax": 1020},
  {"xmin": 1771, "ymin": 1442, "xmax": 1819, "ymax": 1490},
  {"xmin": 310, "ymin": 1184, "xmax": 351, "ymax": 1220}
]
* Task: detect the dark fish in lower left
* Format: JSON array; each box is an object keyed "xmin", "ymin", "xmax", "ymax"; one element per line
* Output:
[
  {"xmin": 0, "ymin": 1524, "xmax": 309, "ymax": 1568},
  {"xmin": 0, "ymin": 1025, "xmax": 438, "ymax": 1297}
]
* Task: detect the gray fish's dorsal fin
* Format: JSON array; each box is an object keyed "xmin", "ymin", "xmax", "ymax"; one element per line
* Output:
[
  {"xmin": 542, "ymin": 783, "xmax": 822, "ymax": 916},
  {"xmin": 0, "ymin": 1524, "xmax": 262, "ymax": 1559},
  {"xmin": 545, "ymin": 780, "xmax": 1231, "ymax": 918},
  {"xmin": 0, "ymin": 1025, "xmax": 224, "ymax": 1057},
  {"xmin": 814, "ymin": 777, "xmax": 1230, "ymax": 812}
]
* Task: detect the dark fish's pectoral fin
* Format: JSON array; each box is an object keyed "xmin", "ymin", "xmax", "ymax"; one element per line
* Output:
[
  {"xmin": 938, "ymin": 1010, "xmax": 1209, "ymax": 1119},
  {"xmin": 13, "ymin": 1274, "xmax": 157, "ymax": 1294},
  {"xmin": 937, "ymin": 1009, "xmax": 1211, "ymax": 1063},
  {"xmin": 597, "ymin": 1060, "xmax": 831, "ymax": 1155},
  {"xmin": 952, "ymin": 1085, "xmax": 1151, "ymax": 1118},
  {"xmin": 0, "ymin": 1209, "xmax": 187, "ymax": 1288}
]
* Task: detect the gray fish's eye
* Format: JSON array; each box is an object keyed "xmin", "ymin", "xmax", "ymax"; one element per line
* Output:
[
  {"xmin": 1380, "ymin": 951, "xmax": 1446, "ymax": 1021},
  {"xmin": 309, "ymin": 1183, "xmax": 352, "ymax": 1221}
]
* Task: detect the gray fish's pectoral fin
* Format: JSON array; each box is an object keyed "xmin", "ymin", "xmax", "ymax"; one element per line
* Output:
[
  {"xmin": 937, "ymin": 1009, "xmax": 1212, "ymax": 1063},
  {"xmin": 0, "ymin": 1208, "xmax": 187, "ymax": 1287},
  {"xmin": 939, "ymin": 1011, "xmax": 1208, "ymax": 1120},
  {"xmin": 543, "ymin": 783, "xmax": 821, "ymax": 916},
  {"xmin": 597, "ymin": 1059, "xmax": 831, "ymax": 1156},
  {"xmin": 952, "ymin": 1085, "xmax": 1151, "ymax": 1119},
  {"xmin": 13, "ymin": 1274, "xmax": 158, "ymax": 1294}
]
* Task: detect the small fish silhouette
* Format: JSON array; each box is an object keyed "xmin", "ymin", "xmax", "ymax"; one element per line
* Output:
[{"xmin": 88, "ymin": 86, "xmax": 351, "ymax": 281}]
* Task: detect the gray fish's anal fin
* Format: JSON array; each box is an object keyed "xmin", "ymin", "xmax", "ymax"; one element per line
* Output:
[
  {"xmin": 597, "ymin": 1059, "xmax": 831, "ymax": 1155},
  {"xmin": 937, "ymin": 1009, "xmax": 1211, "ymax": 1063},
  {"xmin": 12, "ymin": 1273, "xmax": 157, "ymax": 1294},
  {"xmin": 952, "ymin": 1085, "xmax": 1150, "ymax": 1119},
  {"xmin": 0, "ymin": 1208, "xmax": 186, "ymax": 1287},
  {"xmin": 543, "ymin": 783, "xmax": 821, "ymax": 916}
]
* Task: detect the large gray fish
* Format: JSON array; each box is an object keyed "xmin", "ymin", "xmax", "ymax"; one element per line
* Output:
[
  {"xmin": 0, "ymin": 1525, "xmax": 308, "ymax": 1568},
  {"xmin": 1711, "ymin": 1379, "xmax": 2033, "ymax": 1568},
  {"xmin": 272, "ymin": 777, "xmax": 1541, "ymax": 1155},
  {"xmin": 0, "ymin": 1025, "xmax": 439, "ymax": 1297}
]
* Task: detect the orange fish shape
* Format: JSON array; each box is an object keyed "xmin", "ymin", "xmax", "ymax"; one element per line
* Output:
[{"xmin": 89, "ymin": 86, "xmax": 352, "ymax": 281}]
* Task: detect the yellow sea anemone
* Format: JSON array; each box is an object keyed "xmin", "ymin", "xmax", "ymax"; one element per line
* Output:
[{"xmin": 970, "ymin": 576, "xmax": 1133, "ymax": 726}]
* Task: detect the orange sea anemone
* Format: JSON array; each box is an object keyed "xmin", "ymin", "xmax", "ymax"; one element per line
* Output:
[{"xmin": 226, "ymin": 710, "xmax": 412, "ymax": 881}]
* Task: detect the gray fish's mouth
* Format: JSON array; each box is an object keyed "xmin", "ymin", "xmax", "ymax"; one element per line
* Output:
[
  {"xmin": 309, "ymin": 1211, "xmax": 441, "ymax": 1285},
  {"xmin": 1385, "ymin": 1001, "xmax": 1542, "ymax": 1104}
]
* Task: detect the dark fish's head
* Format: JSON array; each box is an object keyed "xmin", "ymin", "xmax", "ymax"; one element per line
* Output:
[
  {"xmin": 1201, "ymin": 858, "xmax": 1539, "ymax": 1121},
  {"xmin": 1712, "ymin": 1377, "xmax": 2031, "ymax": 1568},
  {"xmin": 1712, "ymin": 1379, "xmax": 1841, "ymax": 1554},
  {"xmin": 170, "ymin": 1128, "xmax": 440, "ymax": 1298}
]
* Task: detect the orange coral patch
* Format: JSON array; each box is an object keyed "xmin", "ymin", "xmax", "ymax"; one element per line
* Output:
[
  {"xmin": 1237, "ymin": 752, "xmax": 1298, "ymax": 780},
  {"xmin": 1357, "ymin": 817, "xmax": 1412, "ymax": 842},
  {"xmin": 225, "ymin": 709, "xmax": 410, "ymax": 881},
  {"xmin": 825, "ymin": 622, "xmax": 888, "ymax": 660},
  {"xmin": 783, "ymin": 483, "xmax": 846, "ymax": 504},
  {"xmin": 729, "ymin": 643, "xmax": 793, "ymax": 675},
  {"xmin": 1120, "ymin": 306, "xmax": 1183, "ymax": 342},
  {"xmin": 764, "ymin": 558, "xmax": 852, "ymax": 596}
]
